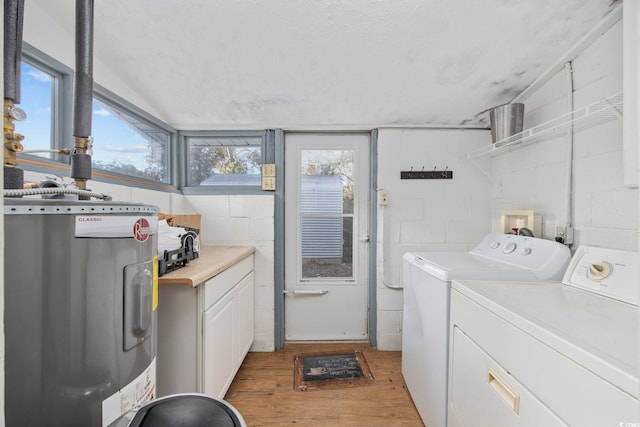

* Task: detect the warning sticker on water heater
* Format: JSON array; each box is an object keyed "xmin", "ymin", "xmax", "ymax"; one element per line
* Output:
[
  {"xmin": 102, "ymin": 358, "xmax": 156, "ymax": 426},
  {"xmin": 75, "ymin": 215, "xmax": 158, "ymax": 238}
]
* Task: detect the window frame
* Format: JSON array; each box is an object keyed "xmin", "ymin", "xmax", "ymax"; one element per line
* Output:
[
  {"xmin": 21, "ymin": 43, "xmax": 73, "ymax": 163},
  {"xmin": 19, "ymin": 44, "xmax": 278, "ymax": 196},
  {"xmin": 180, "ymin": 130, "xmax": 274, "ymax": 195},
  {"xmin": 18, "ymin": 43, "xmax": 178, "ymax": 192},
  {"xmin": 92, "ymin": 85, "xmax": 177, "ymax": 187}
]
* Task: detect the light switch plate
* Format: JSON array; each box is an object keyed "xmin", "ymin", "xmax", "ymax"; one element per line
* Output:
[
  {"xmin": 262, "ymin": 164, "xmax": 276, "ymax": 190},
  {"xmin": 262, "ymin": 176, "xmax": 276, "ymax": 191},
  {"xmin": 262, "ymin": 164, "xmax": 276, "ymax": 177}
]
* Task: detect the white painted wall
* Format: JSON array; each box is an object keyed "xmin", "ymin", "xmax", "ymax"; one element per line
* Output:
[
  {"xmin": 493, "ymin": 20, "xmax": 637, "ymax": 251},
  {"xmin": 375, "ymin": 129, "xmax": 493, "ymax": 350},
  {"xmin": 22, "ymin": 1, "xmax": 166, "ymax": 122},
  {"xmin": 374, "ymin": 18, "xmax": 637, "ymax": 351},
  {"xmin": 182, "ymin": 195, "xmax": 275, "ymax": 351}
]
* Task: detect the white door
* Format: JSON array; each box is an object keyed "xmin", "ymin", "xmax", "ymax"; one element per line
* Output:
[{"xmin": 284, "ymin": 133, "xmax": 370, "ymax": 341}]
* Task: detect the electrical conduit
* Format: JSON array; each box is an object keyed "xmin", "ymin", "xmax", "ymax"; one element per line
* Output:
[
  {"xmin": 377, "ymin": 189, "xmax": 403, "ymax": 289},
  {"xmin": 564, "ymin": 61, "xmax": 574, "ymax": 237}
]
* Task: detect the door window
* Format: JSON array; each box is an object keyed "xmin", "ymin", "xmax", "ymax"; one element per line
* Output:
[{"xmin": 300, "ymin": 149, "xmax": 355, "ymax": 281}]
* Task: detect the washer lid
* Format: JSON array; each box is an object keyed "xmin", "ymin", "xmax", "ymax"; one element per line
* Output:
[
  {"xmin": 402, "ymin": 233, "xmax": 571, "ymax": 282},
  {"xmin": 452, "ymin": 279, "xmax": 638, "ymax": 397},
  {"xmin": 404, "ymin": 252, "xmax": 539, "ymax": 282}
]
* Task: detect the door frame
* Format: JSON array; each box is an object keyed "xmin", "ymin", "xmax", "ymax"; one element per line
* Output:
[{"xmin": 273, "ymin": 129, "xmax": 378, "ymax": 348}]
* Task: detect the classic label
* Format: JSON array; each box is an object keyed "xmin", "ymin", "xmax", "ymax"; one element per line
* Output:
[{"xmin": 75, "ymin": 215, "xmax": 158, "ymax": 239}]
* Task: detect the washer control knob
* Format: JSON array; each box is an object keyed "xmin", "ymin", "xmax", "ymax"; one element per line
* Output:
[
  {"xmin": 503, "ymin": 242, "xmax": 517, "ymax": 254},
  {"xmin": 521, "ymin": 247, "xmax": 532, "ymax": 256},
  {"xmin": 491, "ymin": 241, "xmax": 500, "ymax": 249}
]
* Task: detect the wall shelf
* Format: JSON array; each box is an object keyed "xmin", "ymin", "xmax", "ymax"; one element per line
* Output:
[{"xmin": 468, "ymin": 93, "xmax": 623, "ymax": 159}]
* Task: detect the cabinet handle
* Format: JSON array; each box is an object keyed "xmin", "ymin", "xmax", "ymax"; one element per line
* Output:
[{"xmin": 487, "ymin": 368, "xmax": 520, "ymax": 414}]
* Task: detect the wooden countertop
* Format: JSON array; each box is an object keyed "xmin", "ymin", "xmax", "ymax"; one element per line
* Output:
[{"xmin": 158, "ymin": 246, "xmax": 255, "ymax": 287}]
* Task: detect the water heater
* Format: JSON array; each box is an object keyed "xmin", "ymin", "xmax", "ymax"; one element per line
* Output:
[{"xmin": 4, "ymin": 199, "xmax": 159, "ymax": 426}]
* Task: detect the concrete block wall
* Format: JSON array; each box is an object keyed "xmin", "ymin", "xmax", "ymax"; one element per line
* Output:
[
  {"xmin": 492, "ymin": 19, "xmax": 638, "ymax": 251},
  {"xmin": 375, "ymin": 129, "xmax": 493, "ymax": 350},
  {"xmin": 182, "ymin": 195, "xmax": 275, "ymax": 351}
]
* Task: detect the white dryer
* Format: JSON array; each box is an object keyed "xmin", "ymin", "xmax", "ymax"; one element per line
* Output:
[
  {"xmin": 402, "ymin": 233, "xmax": 571, "ymax": 427},
  {"xmin": 448, "ymin": 246, "xmax": 638, "ymax": 426}
]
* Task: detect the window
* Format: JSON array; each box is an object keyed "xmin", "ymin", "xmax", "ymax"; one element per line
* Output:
[
  {"xmin": 184, "ymin": 132, "xmax": 266, "ymax": 188},
  {"xmin": 19, "ymin": 44, "xmax": 280, "ymax": 193},
  {"xmin": 17, "ymin": 44, "xmax": 176, "ymax": 188},
  {"xmin": 91, "ymin": 93, "xmax": 172, "ymax": 184},
  {"xmin": 17, "ymin": 60, "xmax": 59, "ymax": 159}
]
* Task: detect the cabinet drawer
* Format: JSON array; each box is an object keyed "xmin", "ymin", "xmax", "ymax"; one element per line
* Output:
[
  {"xmin": 449, "ymin": 327, "xmax": 565, "ymax": 427},
  {"xmin": 203, "ymin": 255, "xmax": 253, "ymax": 310}
]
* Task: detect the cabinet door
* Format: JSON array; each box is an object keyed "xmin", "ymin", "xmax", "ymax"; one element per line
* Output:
[
  {"xmin": 157, "ymin": 283, "xmax": 199, "ymax": 396},
  {"xmin": 234, "ymin": 272, "xmax": 254, "ymax": 366},
  {"xmin": 202, "ymin": 292, "xmax": 235, "ymax": 398}
]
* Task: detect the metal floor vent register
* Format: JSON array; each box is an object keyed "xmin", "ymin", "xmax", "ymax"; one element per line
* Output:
[{"xmin": 293, "ymin": 350, "xmax": 375, "ymax": 391}]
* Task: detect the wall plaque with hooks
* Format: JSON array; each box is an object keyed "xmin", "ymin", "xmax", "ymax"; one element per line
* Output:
[{"xmin": 401, "ymin": 167, "xmax": 453, "ymax": 180}]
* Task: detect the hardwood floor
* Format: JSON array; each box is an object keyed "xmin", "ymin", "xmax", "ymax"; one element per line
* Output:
[{"xmin": 224, "ymin": 343, "xmax": 424, "ymax": 426}]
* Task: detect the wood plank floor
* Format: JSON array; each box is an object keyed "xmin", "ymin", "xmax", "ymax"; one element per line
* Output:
[{"xmin": 224, "ymin": 343, "xmax": 424, "ymax": 426}]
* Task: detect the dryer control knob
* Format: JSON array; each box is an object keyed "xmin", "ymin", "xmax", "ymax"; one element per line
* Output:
[
  {"xmin": 521, "ymin": 247, "xmax": 532, "ymax": 256},
  {"xmin": 503, "ymin": 242, "xmax": 517, "ymax": 254},
  {"xmin": 491, "ymin": 241, "xmax": 500, "ymax": 249},
  {"xmin": 588, "ymin": 262, "xmax": 613, "ymax": 281}
]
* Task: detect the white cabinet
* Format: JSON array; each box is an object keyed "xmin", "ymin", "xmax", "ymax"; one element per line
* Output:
[
  {"xmin": 202, "ymin": 270, "xmax": 254, "ymax": 397},
  {"xmin": 157, "ymin": 253, "xmax": 254, "ymax": 399}
]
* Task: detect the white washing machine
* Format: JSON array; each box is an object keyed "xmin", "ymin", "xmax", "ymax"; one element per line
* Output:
[
  {"xmin": 448, "ymin": 246, "xmax": 638, "ymax": 426},
  {"xmin": 402, "ymin": 233, "xmax": 571, "ymax": 427}
]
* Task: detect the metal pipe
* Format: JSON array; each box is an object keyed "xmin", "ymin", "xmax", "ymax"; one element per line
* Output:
[
  {"xmin": 563, "ymin": 62, "xmax": 574, "ymax": 234},
  {"xmin": 73, "ymin": 0, "xmax": 94, "ymax": 139},
  {"xmin": 4, "ymin": 99, "xmax": 24, "ymax": 166},
  {"xmin": 70, "ymin": 0, "xmax": 95, "ymax": 192},
  {"xmin": 4, "ymin": 0, "xmax": 25, "ymax": 103},
  {"xmin": 4, "ymin": 0, "xmax": 26, "ymax": 189},
  {"xmin": 20, "ymin": 148, "xmax": 72, "ymax": 155},
  {"xmin": 3, "ymin": 187, "xmax": 112, "ymax": 200}
]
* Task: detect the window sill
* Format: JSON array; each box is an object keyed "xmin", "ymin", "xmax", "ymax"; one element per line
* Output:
[
  {"xmin": 18, "ymin": 156, "xmax": 178, "ymax": 193},
  {"xmin": 181, "ymin": 185, "xmax": 273, "ymax": 196}
]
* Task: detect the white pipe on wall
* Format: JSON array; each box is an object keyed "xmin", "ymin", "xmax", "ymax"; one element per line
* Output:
[
  {"xmin": 563, "ymin": 61, "xmax": 574, "ymax": 231},
  {"xmin": 376, "ymin": 189, "xmax": 403, "ymax": 290}
]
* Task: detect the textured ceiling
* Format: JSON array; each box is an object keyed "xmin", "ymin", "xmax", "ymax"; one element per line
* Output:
[{"xmin": 28, "ymin": 0, "xmax": 619, "ymax": 129}]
